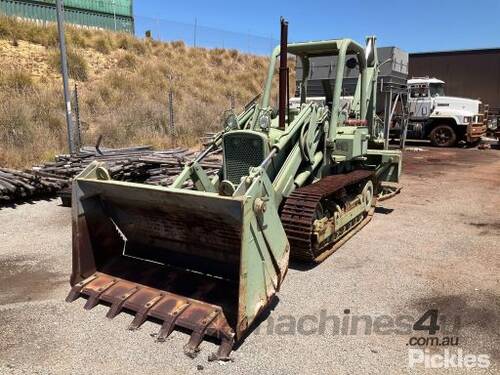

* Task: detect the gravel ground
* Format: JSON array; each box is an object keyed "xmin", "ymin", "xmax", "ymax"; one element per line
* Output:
[{"xmin": 0, "ymin": 146, "xmax": 499, "ymax": 375}]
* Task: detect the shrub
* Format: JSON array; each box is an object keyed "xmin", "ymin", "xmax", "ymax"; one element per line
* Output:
[
  {"xmin": 170, "ymin": 40, "xmax": 185, "ymax": 49},
  {"xmin": 0, "ymin": 15, "xmax": 12, "ymax": 37},
  {"xmin": 49, "ymin": 49, "xmax": 89, "ymax": 81},
  {"xmin": 94, "ymin": 36, "xmax": 112, "ymax": 54},
  {"xmin": 117, "ymin": 34, "xmax": 146, "ymax": 55},
  {"xmin": 68, "ymin": 28, "xmax": 88, "ymax": 48},
  {"xmin": 0, "ymin": 70, "xmax": 34, "ymax": 92},
  {"xmin": 117, "ymin": 35, "xmax": 132, "ymax": 50},
  {"xmin": 117, "ymin": 52, "xmax": 138, "ymax": 69},
  {"xmin": 228, "ymin": 49, "xmax": 239, "ymax": 59},
  {"xmin": 210, "ymin": 54, "xmax": 225, "ymax": 66},
  {"xmin": 0, "ymin": 97, "xmax": 34, "ymax": 147},
  {"xmin": 130, "ymin": 38, "xmax": 147, "ymax": 55}
]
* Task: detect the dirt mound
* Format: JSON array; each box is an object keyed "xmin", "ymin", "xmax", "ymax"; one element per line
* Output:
[{"xmin": 0, "ymin": 16, "xmax": 291, "ymax": 168}]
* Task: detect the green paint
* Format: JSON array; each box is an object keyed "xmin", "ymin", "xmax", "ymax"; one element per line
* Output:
[
  {"xmin": 72, "ymin": 36, "xmax": 402, "ymax": 339},
  {"xmin": 0, "ymin": 0, "xmax": 134, "ymax": 33}
]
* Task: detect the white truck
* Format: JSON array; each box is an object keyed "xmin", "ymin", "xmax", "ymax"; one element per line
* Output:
[{"xmin": 401, "ymin": 77, "xmax": 487, "ymax": 146}]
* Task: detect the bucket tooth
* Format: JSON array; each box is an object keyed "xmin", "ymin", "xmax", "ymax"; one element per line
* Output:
[
  {"xmin": 128, "ymin": 293, "xmax": 165, "ymax": 330},
  {"xmin": 208, "ymin": 335, "xmax": 235, "ymax": 362},
  {"xmin": 83, "ymin": 279, "xmax": 117, "ymax": 310},
  {"xmin": 156, "ymin": 302, "xmax": 191, "ymax": 342},
  {"xmin": 65, "ymin": 274, "xmax": 98, "ymax": 303},
  {"xmin": 106, "ymin": 286, "xmax": 139, "ymax": 319},
  {"xmin": 183, "ymin": 309, "xmax": 220, "ymax": 358}
]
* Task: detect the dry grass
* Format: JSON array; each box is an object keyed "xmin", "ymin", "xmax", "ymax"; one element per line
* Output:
[
  {"xmin": 48, "ymin": 48, "xmax": 89, "ymax": 81},
  {"xmin": 0, "ymin": 75, "xmax": 66, "ymax": 167},
  {"xmin": 0, "ymin": 15, "xmax": 294, "ymax": 168}
]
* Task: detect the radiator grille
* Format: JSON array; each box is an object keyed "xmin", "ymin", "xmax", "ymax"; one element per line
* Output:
[{"xmin": 223, "ymin": 133, "xmax": 265, "ymax": 184}]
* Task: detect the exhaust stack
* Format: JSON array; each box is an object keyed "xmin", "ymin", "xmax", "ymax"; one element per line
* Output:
[{"xmin": 278, "ymin": 17, "xmax": 288, "ymax": 129}]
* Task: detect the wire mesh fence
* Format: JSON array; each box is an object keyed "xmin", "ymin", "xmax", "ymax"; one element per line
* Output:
[
  {"xmin": 0, "ymin": 1, "xmax": 279, "ymax": 55},
  {"xmin": 135, "ymin": 16, "xmax": 278, "ymax": 55}
]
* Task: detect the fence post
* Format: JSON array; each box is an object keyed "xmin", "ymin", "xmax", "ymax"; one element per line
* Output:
[
  {"xmin": 246, "ymin": 30, "xmax": 250, "ymax": 53},
  {"xmin": 55, "ymin": 0, "xmax": 76, "ymax": 154},
  {"xmin": 73, "ymin": 83, "xmax": 82, "ymax": 150},
  {"xmin": 112, "ymin": 0, "xmax": 117, "ymax": 31},
  {"xmin": 155, "ymin": 18, "xmax": 160, "ymax": 40},
  {"xmin": 168, "ymin": 89, "xmax": 175, "ymax": 135},
  {"xmin": 230, "ymin": 94, "xmax": 235, "ymax": 110},
  {"xmin": 193, "ymin": 17, "xmax": 197, "ymax": 47}
]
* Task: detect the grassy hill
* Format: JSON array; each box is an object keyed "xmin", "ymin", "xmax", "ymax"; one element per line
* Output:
[{"xmin": 0, "ymin": 15, "xmax": 292, "ymax": 168}]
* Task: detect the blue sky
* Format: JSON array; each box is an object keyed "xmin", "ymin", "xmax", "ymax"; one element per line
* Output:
[{"xmin": 134, "ymin": 0, "xmax": 500, "ymax": 53}]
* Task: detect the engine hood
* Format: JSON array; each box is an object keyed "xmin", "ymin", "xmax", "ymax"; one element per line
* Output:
[{"xmin": 434, "ymin": 96, "xmax": 481, "ymax": 115}]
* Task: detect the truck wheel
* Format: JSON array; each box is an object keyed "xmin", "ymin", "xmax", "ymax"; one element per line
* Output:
[{"xmin": 429, "ymin": 125, "xmax": 457, "ymax": 147}]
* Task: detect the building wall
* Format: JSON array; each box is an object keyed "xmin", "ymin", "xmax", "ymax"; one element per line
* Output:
[
  {"xmin": 409, "ymin": 49, "xmax": 500, "ymax": 114},
  {"xmin": 0, "ymin": 0, "xmax": 134, "ymax": 33},
  {"xmin": 29, "ymin": 0, "xmax": 133, "ymax": 17}
]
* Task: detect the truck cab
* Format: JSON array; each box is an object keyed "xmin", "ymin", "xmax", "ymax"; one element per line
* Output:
[{"xmin": 406, "ymin": 77, "xmax": 487, "ymax": 146}]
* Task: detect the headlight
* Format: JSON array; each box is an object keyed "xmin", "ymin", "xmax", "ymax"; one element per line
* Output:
[
  {"xmin": 463, "ymin": 116, "xmax": 472, "ymax": 123},
  {"xmin": 224, "ymin": 113, "xmax": 238, "ymax": 130},
  {"xmin": 492, "ymin": 117, "xmax": 498, "ymax": 128},
  {"xmin": 259, "ymin": 114, "xmax": 271, "ymax": 130}
]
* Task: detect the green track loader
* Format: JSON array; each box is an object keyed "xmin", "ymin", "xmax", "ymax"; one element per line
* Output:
[{"xmin": 66, "ymin": 19, "xmax": 402, "ymax": 360}]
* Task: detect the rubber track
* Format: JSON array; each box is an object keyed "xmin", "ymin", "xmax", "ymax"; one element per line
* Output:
[{"xmin": 280, "ymin": 169, "xmax": 374, "ymax": 262}]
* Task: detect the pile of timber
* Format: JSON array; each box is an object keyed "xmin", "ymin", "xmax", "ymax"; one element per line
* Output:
[
  {"xmin": 0, "ymin": 145, "xmax": 222, "ymax": 206},
  {"xmin": 33, "ymin": 146, "xmax": 221, "ymax": 186},
  {"xmin": 0, "ymin": 168, "xmax": 67, "ymax": 203}
]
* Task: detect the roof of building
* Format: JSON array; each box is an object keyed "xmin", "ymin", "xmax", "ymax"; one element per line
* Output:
[{"xmin": 410, "ymin": 47, "xmax": 500, "ymax": 57}]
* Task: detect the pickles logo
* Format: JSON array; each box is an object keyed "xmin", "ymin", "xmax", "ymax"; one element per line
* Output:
[
  {"xmin": 407, "ymin": 309, "xmax": 491, "ymax": 369},
  {"xmin": 408, "ymin": 349, "xmax": 490, "ymax": 369}
]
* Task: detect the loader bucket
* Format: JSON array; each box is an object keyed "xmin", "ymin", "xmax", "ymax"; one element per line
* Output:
[{"xmin": 67, "ymin": 163, "xmax": 289, "ymax": 360}]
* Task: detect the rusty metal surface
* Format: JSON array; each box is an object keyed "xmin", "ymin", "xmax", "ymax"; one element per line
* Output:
[
  {"xmin": 102, "ymin": 196, "xmax": 242, "ymax": 266},
  {"xmin": 344, "ymin": 119, "xmax": 368, "ymax": 126},
  {"xmin": 66, "ymin": 271, "xmax": 235, "ymax": 360},
  {"xmin": 280, "ymin": 170, "xmax": 373, "ymax": 262},
  {"xmin": 467, "ymin": 123, "xmax": 487, "ymax": 142},
  {"xmin": 69, "ymin": 179, "xmax": 248, "ymax": 360},
  {"xmin": 72, "ymin": 179, "xmax": 244, "ymax": 281}
]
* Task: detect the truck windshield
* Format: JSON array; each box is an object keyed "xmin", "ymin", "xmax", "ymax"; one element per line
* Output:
[
  {"xmin": 410, "ymin": 87, "xmax": 428, "ymax": 98},
  {"xmin": 429, "ymin": 83, "xmax": 445, "ymax": 97}
]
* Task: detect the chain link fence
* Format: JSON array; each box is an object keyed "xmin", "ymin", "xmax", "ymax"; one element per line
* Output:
[
  {"xmin": 0, "ymin": 1, "xmax": 279, "ymax": 55},
  {"xmin": 135, "ymin": 16, "xmax": 278, "ymax": 56}
]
